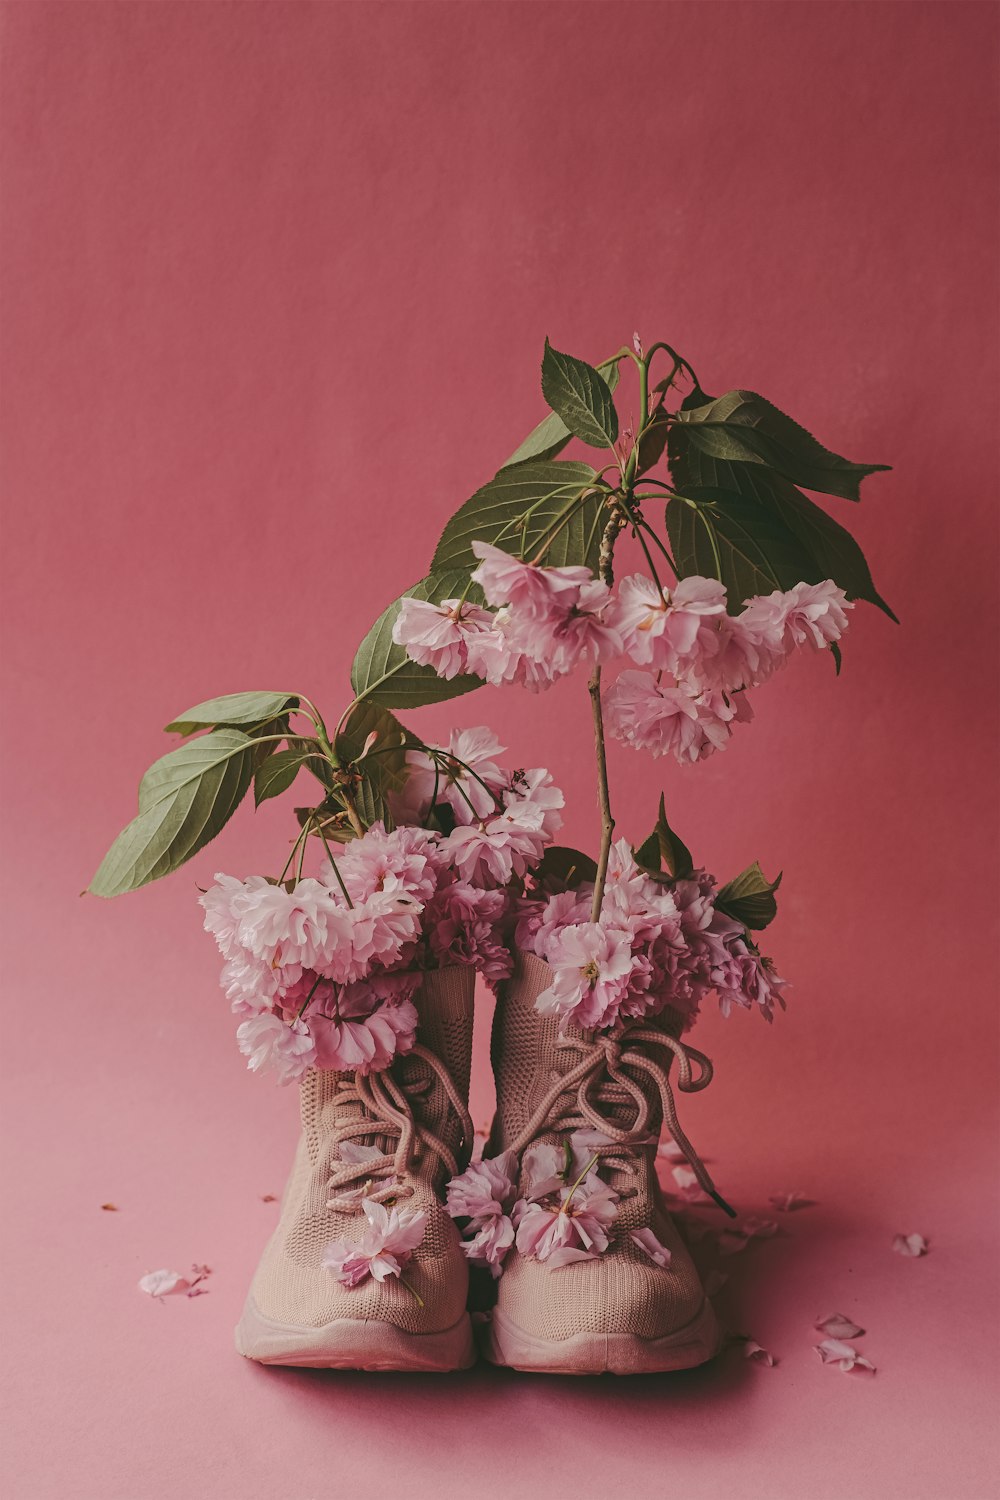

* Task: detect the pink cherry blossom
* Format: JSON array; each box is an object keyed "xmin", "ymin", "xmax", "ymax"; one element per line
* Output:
[
  {"xmin": 741, "ymin": 579, "xmax": 852, "ymax": 653},
  {"xmin": 397, "ymin": 725, "xmax": 508, "ymax": 825},
  {"xmin": 460, "ymin": 1213, "xmax": 516, "ymax": 1276},
  {"xmin": 325, "ymin": 822, "xmax": 441, "ymax": 905},
  {"xmin": 630, "ymin": 1227, "xmax": 673, "ymax": 1268},
  {"xmin": 471, "ymin": 541, "xmax": 592, "ymax": 612},
  {"xmin": 307, "ymin": 975, "xmax": 418, "ymax": 1073},
  {"xmin": 236, "ymin": 1012, "xmax": 316, "ymax": 1084},
  {"xmin": 610, "ymin": 573, "xmax": 727, "ymax": 671},
  {"xmin": 322, "ymin": 1199, "xmax": 427, "ymax": 1288},
  {"xmin": 446, "ymin": 1151, "xmax": 518, "ymax": 1223},
  {"xmin": 392, "ymin": 595, "xmax": 497, "ymax": 679},
  {"xmin": 514, "ymin": 1172, "xmax": 619, "ymax": 1268},
  {"xmin": 604, "ymin": 670, "xmax": 742, "ymax": 764},
  {"xmin": 534, "ymin": 921, "xmax": 635, "ymax": 1030},
  {"xmin": 815, "ymin": 1338, "xmax": 876, "ymax": 1373},
  {"xmin": 446, "ymin": 1151, "xmax": 519, "ymax": 1277}
]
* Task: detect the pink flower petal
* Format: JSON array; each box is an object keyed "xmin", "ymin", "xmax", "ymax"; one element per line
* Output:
[
  {"xmin": 893, "ymin": 1232, "xmax": 929, "ymax": 1257},
  {"xmin": 768, "ymin": 1191, "xmax": 815, "ymax": 1212},
  {"xmin": 629, "ymin": 1227, "xmax": 672, "ymax": 1268},
  {"xmin": 816, "ymin": 1313, "xmax": 865, "ymax": 1339},
  {"xmin": 815, "ymin": 1338, "xmax": 876, "ymax": 1374},
  {"xmin": 745, "ymin": 1340, "xmax": 777, "ymax": 1366},
  {"xmin": 138, "ymin": 1269, "xmax": 191, "ymax": 1298}
]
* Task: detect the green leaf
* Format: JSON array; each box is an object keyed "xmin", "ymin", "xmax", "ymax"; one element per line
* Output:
[
  {"xmin": 667, "ymin": 487, "xmax": 818, "ymax": 606},
  {"xmin": 336, "ymin": 701, "xmax": 410, "ymax": 830},
  {"xmin": 90, "ymin": 729, "xmax": 254, "ymax": 896},
  {"xmin": 432, "ymin": 460, "xmax": 602, "ymax": 574},
  {"xmin": 634, "ymin": 405, "xmax": 671, "ymax": 478},
  {"xmin": 635, "ymin": 794, "xmax": 694, "ymax": 879},
  {"xmin": 716, "ymin": 861, "xmax": 782, "ymax": 930},
  {"xmin": 674, "ymin": 390, "xmax": 889, "ymax": 502},
  {"xmin": 668, "ymin": 425, "xmax": 896, "ymax": 619},
  {"xmin": 296, "ymin": 803, "xmax": 356, "ymax": 844},
  {"xmin": 535, "ymin": 845, "xmax": 599, "ymax": 887},
  {"xmin": 540, "ymin": 339, "xmax": 619, "ymax": 450},
  {"xmin": 165, "ymin": 691, "xmax": 299, "ymax": 736},
  {"xmin": 503, "ymin": 355, "xmax": 624, "ymax": 467},
  {"xmin": 350, "ymin": 573, "xmax": 485, "ymax": 711},
  {"xmin": 253, "ymin": 746, "xmax": 309, "ymax": 807}
]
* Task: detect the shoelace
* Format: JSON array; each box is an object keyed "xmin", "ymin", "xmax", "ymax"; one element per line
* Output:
[
  {"xmin": 507, "ymin": 1026, "xmax": 736, "ymax": 1217},
  {"xmin": 325, "ymin": 1043, "xmax": 474, "ymax": 1213}
]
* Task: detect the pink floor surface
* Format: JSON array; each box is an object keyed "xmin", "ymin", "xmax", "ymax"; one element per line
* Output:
[{"xmin": 2, "ymin": 2, "xmax": 999, "ymax": 1496}]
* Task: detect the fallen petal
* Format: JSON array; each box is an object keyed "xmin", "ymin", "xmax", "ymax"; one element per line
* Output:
[
  {"xmin": 768, "ymin": 1191, "xmax": 814, "ymax": 1212},
  {"xmin": 260, "ymin": 1194, "xmax": 277, "ymax": 1203},
  {"xmin": 739, "ymin": 1217, "xmax": 779, "ymax": 1240},
  {"xmin": 101, "ymin": 1203, "xmax": 118, "ymax": 1212},
  {"xmin": 893, "ymin": 1232, "xmax": 929, "ymax": 1258},
  {"xmin": 815, "ymin": 1338, "xmax": 876, "ymax": 1374},
  {"xmin": 629, "ymin": 1227, "xmax": 672, "ymax": 1268},
  {"xmin": 138, "ymin": 1270, "xmax": 191, "ymax": 1298},
  {"xmin": 671, "ymin": 1165, "xmax": 699, "ymax": 1192},
  {"xmin": 745, "ymin": 1340, "xmax": 776, "ymax": 1366},
  {"xmin": 816, "ymin": 1313, "xmax": 865, "ymax": 1340}
]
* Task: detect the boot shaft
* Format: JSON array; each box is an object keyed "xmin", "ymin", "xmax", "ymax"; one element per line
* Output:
[{"xmin": 300, "ymin": 964, "xmax": 475, "ymax": 1178}]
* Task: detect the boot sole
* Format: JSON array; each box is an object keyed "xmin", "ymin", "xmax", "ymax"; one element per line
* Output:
[
  {"xmin": 235, "ymin": 1299, "xmax": 476, "ymax": 1372},
  {"xmin": 483, "ymin": 1297, "xmax": 722, "ymax": 1375}
]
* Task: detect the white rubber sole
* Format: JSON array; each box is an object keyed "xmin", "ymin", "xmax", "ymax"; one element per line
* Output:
[
  {"xmin": 483, "ymin": 1298, "xmax": 722, "ymax": 1376},
  {"xmin": 235, "ymin": 1299, "xmax": 476, "ymax": 1372}
]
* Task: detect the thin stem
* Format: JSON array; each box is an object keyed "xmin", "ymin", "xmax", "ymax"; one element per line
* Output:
[
  {"xmin": 277, "ymin": 823, "xmax": 310, "ymax": 886},
  {"xmin": 561, "ymin": 1153, "xmax": 601, "ymax": 1213},
  {"xmin": 296, "ymin": 971, "xmax": 326, "ymax": 1022},
  {"xmin": 316, "ymin": 823, "xmax": 354, "ymax": 909},
  {"xmin": 588, "ymin": 665, "xmax": 615, "ymax": 924}
]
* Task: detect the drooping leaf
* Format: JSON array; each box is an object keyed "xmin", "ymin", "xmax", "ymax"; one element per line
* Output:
[
  {"xmin": 90, "ymin": 729, "xmax": 254, "ymax": 896},
  {"xmin": 336, "ymin": 701, "xmax": 410, "ymax": 831},
  {"xmin": 669, "ymin": 432, "xmax": 896, "ymax": 620},
  {"xmin": 666, "ymin": 486, "xmax": 818, "ymax": 607},
  {"xmin": 634, "ymin": 405, "xmax": 671, "ymax": 478},
  {"xmin": 432, "ymin": 460, "xmax": 603, "ymax": 574},
  {"xmin": 350, "ymin": 572, "xmax": 484, "ymax": 710},
  {"xmin": 253, "ymin": 746, "xmax": 311, "ymax": 807},
  {"xmin": 540, "ymin": 340, "xmax": 619, "ymax": 450},
  {"xmin": 164, "ymin": 691, "xmax": 299, "ymax": 736},
  {"xmin": 655, "ymin": 795, "xmax": 694, "ymax": 878},
  {"xmin": 674, "ymin": 390, "xmax": 889, "ymax": 502},
  {"xmin": 716, "ymin": 862, "xmax": 782, "ymax": 930},
  {"xmin": 534, "ymin": 845, "xmax": 599, "ymax": 887},
  {"xmin": 636, "ymin": 795, "xmax": 694, "ymax": 879},
  {"xmin": 501, "ymin": 356, "xmax": 624, "ymax": 467}
]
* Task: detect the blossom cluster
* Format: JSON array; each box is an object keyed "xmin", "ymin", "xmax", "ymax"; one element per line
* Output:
[
  {"xmin": 517, "ymin": 839, "xmax": 786, "ymax": 1033},
  {"xmin": 446, "ymin": 1132, "xmax": 672, "ymax": 1276},
  {"xmin": 393, "ymin": 543, "xmax": 851, "ymax": 765},
  {"xmin": 201, "ymin": 728, "xmax": 563, "ymax": 1085}
]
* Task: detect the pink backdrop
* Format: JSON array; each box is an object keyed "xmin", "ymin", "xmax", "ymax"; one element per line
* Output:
[{"xmin": 2, "ymin": 3, "xmax": 998, "ymax": 1497}]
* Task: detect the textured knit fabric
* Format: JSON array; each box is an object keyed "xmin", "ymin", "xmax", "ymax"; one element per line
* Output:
[
  {"xmin": 246, "ymin": 966, "xmax": 474, "ymax": 1335},
  {"xmin": 491, "ymin": 949, "xmax": 709, "ymax": 1342}
]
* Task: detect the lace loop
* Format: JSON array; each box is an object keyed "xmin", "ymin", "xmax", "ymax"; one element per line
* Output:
[
  {"xmin": 508, "ymin": 1022, "xmax": 735, "ymax": 1218},
  {"xmin": 325, "ymin": 1047, "xmax": 474, "ymax": 1213}
]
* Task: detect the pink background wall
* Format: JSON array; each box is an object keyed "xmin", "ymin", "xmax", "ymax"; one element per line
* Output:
[{"xmin": 2, "ymin": 3, "xmax": 997, "ymax": 1497}]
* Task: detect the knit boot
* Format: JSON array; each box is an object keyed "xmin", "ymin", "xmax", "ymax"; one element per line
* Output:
[
  {"xmin": 485, "ymin": 950, "xmax": 723, "ymax": 1375},
  {"xmin": 235, "ymin": 966, "xmax": 476, "ymax": 1371}
]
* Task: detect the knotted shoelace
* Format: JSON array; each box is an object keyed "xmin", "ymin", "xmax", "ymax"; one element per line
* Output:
[
  {"xmin": 506, "ymin": 1026, "xmax": 736, "ymax": 1217},
  {"xmin": 325, "ymin": 1043, "xmax": 474, "ymax": 1213}
]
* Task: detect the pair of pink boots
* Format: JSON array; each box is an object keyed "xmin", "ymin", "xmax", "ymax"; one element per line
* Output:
[{"xmin": 235, "ymin": 952, "xmax": 723, "ymax": 1376}]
